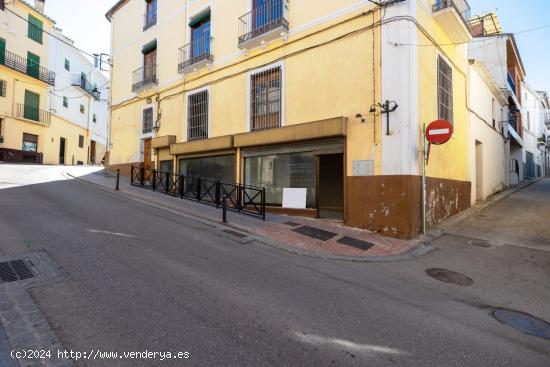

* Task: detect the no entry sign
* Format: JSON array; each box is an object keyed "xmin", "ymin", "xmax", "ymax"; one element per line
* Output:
[{"xmin": 426, "ymin": 120, "xmax": 453, "ymax": 145}]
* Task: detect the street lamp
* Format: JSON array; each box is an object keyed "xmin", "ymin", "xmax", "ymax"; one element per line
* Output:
[{"xmin": 370, "ymin": 100, "xmax": 399, "ymax": 135}]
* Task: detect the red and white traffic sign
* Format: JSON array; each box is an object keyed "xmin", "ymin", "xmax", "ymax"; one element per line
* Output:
[{"xmin": 425, "ymin": 120, "xmax": 453, "ymax": 145}]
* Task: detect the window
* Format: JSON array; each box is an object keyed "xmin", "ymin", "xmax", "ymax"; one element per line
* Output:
[
  {"xmin": 0, "ymin": 0, "xmax": 4, "ymax": 11},
  {"xmin": 0, "ymin": 38, "xmax": 5, "ymax": 65},
  {"xmin": 437, "ymin": 56, "xmax": 453, "ymax": 123},
  {"xmin": 251, "ymin": 66, "xmax": 281, "ymax": 131},
  {"xmin": 28, "ymin": 14, "xmax": 43, "ymax": 43},
  {"xmin": 23, "ymin": 90, "xmax": 40, "ymax": 121},
  {"xmin": 79, "ymin": 135, "xmax": 84, "ymax": 148},
  {"xmin": 144, "ymin": 0, "xmax": 157, "ymax": 31},
  {"xmin": 491, "ymin": 98, "xmax": 496, "ymax": 128},
  {"xmin": 22, "ymin": 133, "xmax": 38, "ymax": 152},
  {"xmin": 80, "ymin": 104, "xmax": 85, "ymax": 114},
  {"xmin": 93, "ymin": 114, "xmax": 97, "ymax": 123},
  {"xmin": 142, "ymin": 107, "xmax": 153, "ymax": 134},
  {"xmin": 0, "ymin": 79, "xmax": 6, "ymax": 97},
  {"xmin": 187, "ymin": 90, "xmax": 208, "ymax": 141},
  {"xmin": 63, "ymin": 96, "xmax": 68, "ymax": 108},
  {"xmin": 527, "ymin": 111, "xmax": 531, "ymax": 131},
  {"xmin": 190, "ymin": 12, "xmax": 211, "ymax": 59},
  {"xmin": 0, "ymin": 118, "xmax": 3, "ymax": 137},
  {"xmin": 64, "ymin": 59, "xmax": 70, "ymax": 71},
  {"xmin": 142, "ymin": 41, "xmax": 157, "ymax": 84},
  {"xmin": 179, "ymin": 155, "xmax": 235, "ymax": 182}
]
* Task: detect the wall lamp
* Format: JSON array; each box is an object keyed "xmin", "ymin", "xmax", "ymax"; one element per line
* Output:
[{"xmin": 369, "ymin": 100, "xmax": 399, "ymax": 135}]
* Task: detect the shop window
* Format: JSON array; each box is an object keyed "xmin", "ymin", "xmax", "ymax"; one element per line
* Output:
[
  {"xmin": 179, "ymin": 155, "xmax": 235, "ymax": 183},
  {"xmin": 22, "ymin": 133, "xmax": 38, "ymax": 152}
]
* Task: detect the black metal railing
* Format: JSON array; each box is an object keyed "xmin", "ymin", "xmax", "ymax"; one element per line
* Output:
[
  {"xmin": 72, "ymin": 74, "xmax": 100, "ymax": 100},
  {"xmin": 0, "ymin": 49, "xmax": 55, "ymax": 85},
  {"xmin": 15, "ymin": 103, "xmax": 51, "ymax": 125},
  {"xmin": 131, "ymin": 166, "xmax": 266, "ymax": 220},
  {"xmin": 178, "ymin": 34, "xmax": 213, "ymax": 72},
  {"xmin": 132, "ymin": 63, "xmax": 158, "ymax": 92},
  {"xmin": 433, "ymin": 0, "xmax": 471, "ymax": 28},
  {"xmin": 143, "ymin": 9, "xmax": 157, "ymax": 31},
  {"xmin": 238, "ymin": 0, "xmax": 288, "ymax": 45}
]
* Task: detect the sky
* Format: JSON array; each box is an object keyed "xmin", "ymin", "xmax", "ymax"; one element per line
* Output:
[{"xmin": 43, "ymin": 0, "xmax": 550, "ymax": 93}]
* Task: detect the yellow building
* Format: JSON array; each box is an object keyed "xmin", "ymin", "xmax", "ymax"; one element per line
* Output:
[
  {"xmin": 107, "ymin": 0, "xmax": 474, "ymax": 238},
  {"xmin": 0, "ymin": 0, "xmax": 107, "ymax": 165}
]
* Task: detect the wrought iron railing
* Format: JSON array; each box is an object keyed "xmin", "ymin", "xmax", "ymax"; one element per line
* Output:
[
  {"xmin": 72, "ymin": 74, "xmax": 100, "ymax": 100},
  {"xmin": 15, "ymin": 104, "xmax": 51, "ymax": 125},
  {"xmin": 132, "ymin": 63, "xmax": 158, "ymax": 92},
  {"xmin": 432, "ymin": 0, "xmax": 471, "ymax": 28},
  {"xmin": 238, "ymin": 0, "xmax": 288, "ymax": 45},
  {"xmin": 0, "ymin": 49, "xmax": 55, "ymax": 85},
  {"xmin": 143, "ymin": 9, "xmax": 157, "ymax": 31},
  {"xmin": 178, "ymin": 34, "xmax": 213, "ymax": 72},
  {"xmin": 131, "ymin": 166, "xmax": 266, "ymax": 220},
  {"xmin": 507, "ymin": 72, "xmax": 516, "ymax": 97}
]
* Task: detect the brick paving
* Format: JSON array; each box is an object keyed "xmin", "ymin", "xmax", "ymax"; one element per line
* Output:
[{"xmin": 72, "ymin": 169, "xmax": 423, "ymax": 260}]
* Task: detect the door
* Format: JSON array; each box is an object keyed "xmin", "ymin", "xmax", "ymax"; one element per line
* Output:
[
  {"xmin": 59, "ymin": 137, "xmax": 66, "ymax": 165},
  {"xmin": 143, "ymin": 138, "xmax": 152, "ymax": 169},
  {"xmin": 191, "ymin": 16, "xmax": 210, "ymax": 59},
  {"xmin": 27, "ymin": 52, "xmax": 40, "ymax": 79},
  {"xmin": 143, "ymin": 48, "xmax": 156, "ymax": 83},
  {"xmin": 475, "ymin": 141, "xmax": 483, "ymax": 202},
  {"xmin": 317, "ymin": 153, "xmax": 344, "ymax": 220},
  {"xmin": 253, "ymin": 0, "xmax": 282, "ymax": 30},
  {"xmin": 23, "ymin": 90, "xmax": 40, "ymax": 121},
  {"xmin": 90, "ymin": 140, "xmax": 96, "ymax": 164},
  {"xmin": 0, "ymin": 38, "xmax": 5, "ymax": 65}
]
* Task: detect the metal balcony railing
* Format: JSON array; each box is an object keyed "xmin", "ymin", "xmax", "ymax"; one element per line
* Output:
[
  {"xmin": 238, "ymin": 0, "xmax": 288, "ymax": 45},
  {"xmin": 143, "ymin": 9, "xmax": 157, "ymax": 31},
  {"xmin": 15, "ymin": 104, "xmax": 51, "ymax": 125},
  {"xmin": 71, "ymin": 74, "xmax": 100, "ymax": 100},
  {"xmin": 507, "ymin": 72, "xmax": 516, "ymax": 96},
  {"xmin": 132, "ymin": 63, "xmax": 158, "ymax": 92},
  {"xmin": 544, "ymin": 110, "xmax": 550, "ymax": 126},
  {"xmin": 433, "ymin": 0, "xmax": 471, "ymax": 28},
  {"xmin": 178, "ymin": 34, "xmax": 213, "ymax": 72},
  {"xmin": 0, "ymin": 49, "xmax": 55, "ymax": 85}
]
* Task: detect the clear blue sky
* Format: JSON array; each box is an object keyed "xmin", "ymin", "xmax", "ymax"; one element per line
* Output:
[{"xmin": 43, "ymin": 0, "xmax": 550, "ymax": 92}]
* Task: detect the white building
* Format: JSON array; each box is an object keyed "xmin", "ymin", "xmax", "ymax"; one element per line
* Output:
[
  {"xmin": 521, "ymin": 84, "xmax": 548, "ymax": 178},
  {"xmin": 48, "ymin": 28, "xmax": 109, "ymax": 164}
]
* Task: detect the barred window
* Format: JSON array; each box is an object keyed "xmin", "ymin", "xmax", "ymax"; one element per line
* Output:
[
  {"xmin": 0, "ymin": 79, "xmax": 6, "ymax": 97},
  {"xmin": 142, "ymin": 107, "xmax": 153, "ymax": 134},
  {"xmin": 251, "ymin": 66, "xmax": 281, "ymax": 131},
  {"xmin": 437, "ymin": 56, "xmax": 453, "ymax": 123},
  {"xmin": 187, "ymin": 90, "xmax": 208, "ymax": 141}
]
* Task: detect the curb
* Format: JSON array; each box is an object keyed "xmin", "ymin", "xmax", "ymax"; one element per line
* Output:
[{"xmin": 66, "ymin": 171, "xmax": 431, "ymax": 263}]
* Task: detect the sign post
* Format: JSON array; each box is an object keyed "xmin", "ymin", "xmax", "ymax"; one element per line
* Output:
[{"xmin": 421, "ymin": 120, "xmax": 454, "ymax": 234}]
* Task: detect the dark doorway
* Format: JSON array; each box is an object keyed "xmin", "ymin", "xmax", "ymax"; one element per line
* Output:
[
  {"xmin": 59, "ymin": 137, "xmax": 66, "ymax": 165},
  {"xmin": 317, "ymin": 153, "xmax": 344, "ymax": 220},
  {"xmin": 143, "ymin": 138, "xmax": 152, "ymax": 169},
  {"xmin": 90, "ymin": 140, "xmax": 96, "ymax": 164}
]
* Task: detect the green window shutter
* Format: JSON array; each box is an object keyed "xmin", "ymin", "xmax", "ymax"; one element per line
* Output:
[
  {"xmin": 63, "ymin": 96, "xmax": 68, "ymax": 108},
  {"xmin": 24, "ymin": 90, "xmax": 40, "ymax": 121},
  {"xmin": 28, "ymin": 14, "xmax": 43, "ymax": 43},
  {"xmin": 64, "ymin": 59, "xmax": 70, "ymax": 71},
  {"xmin": 142, "ymin": 40, "xmax": 157, "ymax": 54},
  {"xmin": 27, "ymin": 52, "xmax": 40, "ymax": 79},
  {"xmin": 0, "ymin": 38, "xmax": 5, "ymax": 65}
]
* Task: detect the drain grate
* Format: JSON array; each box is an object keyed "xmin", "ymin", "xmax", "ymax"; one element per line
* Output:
[
  {"xmin": 0, "ymin": 260, "xmax": 34, "ymax": 283},
  {"xmin": 337, "ymin": 236, "xmax": 375, "ymax": 251},
  {"xmin": 292, "ymin": 226, "xmax": 337, "ymax": 241},
  {"xmin": 492, "ymin": 308, "xmax": 550, "ymax": 341},
  {"xmin": 425, "ymin": 268, "xmax": 473, "ymax": 287},
  {"xmin": 283, "ymin": 221, "xmax": 302, "ymax": 227},
  {"xmin": 222, "ymin": 229, "xmax": 248, "ymax": 239}
]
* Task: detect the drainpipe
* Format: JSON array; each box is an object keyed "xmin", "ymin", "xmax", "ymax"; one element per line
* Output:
[{"xmin": 12, "ymin": 79, "xmax": 17, "ymax": 117}]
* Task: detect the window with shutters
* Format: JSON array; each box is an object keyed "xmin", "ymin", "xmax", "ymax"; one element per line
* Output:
[
  {"xmin": 93, "ymin": 114, "xmax": 97, "ymax": 123},
  {"xmin": 63, "ymin": 96, "xmax": 68, "ymax": 108},
  {"xmin": 79, "ymin": 135, "xmax": 84, "ymax": 148},
  {"xmin": 65, "ymin": 59, "xmax": 70, "ymax": 71},
  {"xmin": 0, "ymin": 79, "xmax": 6, "ymax": 97},
  {"xmin": 80, "ymin": 104, "xmax": 85, "ymax": 114},
  {"xmin": 250, "ymin": 66, "xmax": 281, "ymax": 131},
  {"xmin": 142, "ymin": 107, "xmax": 153, "ymax": 134},
  {"xmin": 187, "ymin": 90, "xmax": 208, "ymax": 141},
  {"xmin": 28, "ymin": 14, "xmax": 43, "ymax": 43},
  {"xmin": 437, "ymin": 56, "xmax": 453, "ymax": 123}
]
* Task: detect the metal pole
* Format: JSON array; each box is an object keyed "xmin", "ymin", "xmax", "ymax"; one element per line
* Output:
[
  {"xmin": 261, "ymin": 187, "xmax": 266, "ymax": 221},
  {"xmin": 222, "ymin": 194, "xmax": 227, "ymax": 223},
  {"xmin": 116, "ymin": 169, "xmax": 120, "ymax": 191},
  {"xmin": 422, "ymin": 123, "xmax": 427, "ymax": 235}
]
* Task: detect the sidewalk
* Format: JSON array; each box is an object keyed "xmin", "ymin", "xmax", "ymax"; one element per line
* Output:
[{"xmin": 68, "ymin": 169, "xmax": 429, "ymax": 262}]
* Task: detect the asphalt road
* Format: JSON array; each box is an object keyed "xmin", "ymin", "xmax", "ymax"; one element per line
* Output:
[{"xmin": 0, "ymin": 165, "xmax": 549, "ymax": 366}]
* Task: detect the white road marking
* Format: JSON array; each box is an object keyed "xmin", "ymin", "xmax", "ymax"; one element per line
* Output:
[
  {"xmin": 428, "ymin": 128, "xmax": 450, "ymax": 135},
  {"xmin": 87, "ymin": 229, "xmax": 137, "ymax": 238},
  {"xmin": 294, "ymin": 332, "xmax": 409, "ymax": 356}
]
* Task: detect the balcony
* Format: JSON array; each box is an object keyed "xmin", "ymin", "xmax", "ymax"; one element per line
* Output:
[
  {"xmin": 0, "ymin": 49, "xmax": 55, "ymax": 85},
  {"xmin": 545, "ymin": 110, "xmax": 550, "ymax": 127},
  {"xmin": 71, "ymin": 74, "xmax": 100, "ymax": 100},
  {"xmin": 178, "ymin": 35, "xmax": 213, "ymax": 74},
  {"xmin": 132, "ymin": 64, "xmax": 158, "ymax": 93},
  {"xmin": 432, "ymin": 0, "xmax": 472, "ymax": 43},
  {"xmin": 15, "ymin": 104, "xmax": 51, "ymax": 125},
  {"xmin": 143, "ymin": 9, "xmax": 157, "ymax": 31},
  {"xmin": 238, "ymin": 0, "xmax": 289, "ymax": 50}
]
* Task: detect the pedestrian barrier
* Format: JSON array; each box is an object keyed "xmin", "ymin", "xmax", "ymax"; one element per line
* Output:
[{"xmin": 130, "ymin": 166, "xmax": 266, "ymax": 220}]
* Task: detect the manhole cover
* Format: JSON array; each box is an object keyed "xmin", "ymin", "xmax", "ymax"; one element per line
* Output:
[
  {"xmin": 425, "ymin": 268, "xmax": 473, "ymax": 286},
  {"xmin": 492, "ymin": 309, "xmax": 550, "ymax": 341},
  {"xmin": 468, "ymin": 240, "xmax": 492, "ymax": 248},
  {"xmin": 292, "ymin": 226, "xmax": 337, "ymax": 241},
  {"xmin": 0, "ymin": 260, "xmax": 34, "ymax": 283}
]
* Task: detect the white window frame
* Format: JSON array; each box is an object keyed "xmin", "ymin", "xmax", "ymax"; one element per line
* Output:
[
  {"xmin": 141, "ymin": 104, "xmax": 155, "ymax": 138},
  {"xmin": 184, "ymin": 86, "xmax": 211, "ymax": 142},
  {"xmin": 436, "ymin": 53, "xmax": 453, "ymax": 124}
]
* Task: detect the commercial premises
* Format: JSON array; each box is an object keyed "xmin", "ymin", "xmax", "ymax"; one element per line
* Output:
[{"xmin": 107, "ymin": 0, "xmax": 476, "ymax": 238}]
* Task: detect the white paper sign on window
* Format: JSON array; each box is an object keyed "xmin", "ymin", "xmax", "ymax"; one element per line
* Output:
[{"xmin": 282, "ymin": 188, "xmax": 307, "ymax": 209}]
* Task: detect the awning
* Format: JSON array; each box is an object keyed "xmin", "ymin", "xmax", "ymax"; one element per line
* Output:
[{"xmin": 142, "ymin": 40, "xmax": 157, "ymax": 54}]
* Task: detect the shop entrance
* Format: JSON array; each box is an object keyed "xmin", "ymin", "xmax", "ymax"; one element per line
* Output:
[{"xmin": 317, "ymin": 153, "xmax": 344, "ymax": 220}]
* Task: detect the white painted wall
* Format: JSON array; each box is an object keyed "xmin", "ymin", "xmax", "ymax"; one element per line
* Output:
[{"xmin": 522, "ymin": 82, "xmax": 546, "ymax": 177}]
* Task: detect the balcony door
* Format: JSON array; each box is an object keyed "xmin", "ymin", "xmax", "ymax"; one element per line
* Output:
[
  {"xmin": 23, "ymin": 90, "xmax": 39, "ymax": 121},
  {"xmin": 253, "ymin": 0, "xmax": 282, "ymax": 30},
  {"xmin": 143, "ymin": 47, "xmax": 156, "ymax": 84},
  {"xmin": 191, "ymin": 15, "xmax": 210, "ymax": 60},
  {"xmin": 27, "ymin": 52, "xmax": 40, "ymax": 79},
  {"xmin": 0, "ymin": 38, "xmax": 5, "ymax": 65}
]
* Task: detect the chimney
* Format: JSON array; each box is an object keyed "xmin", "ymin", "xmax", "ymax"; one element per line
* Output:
[{"xmin": 34, "ymin": 0, "xmax": 45, "ymax": 13}]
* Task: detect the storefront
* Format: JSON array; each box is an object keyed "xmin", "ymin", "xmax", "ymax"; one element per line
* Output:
[{"xmin": 178, "ymin": 153, "xmax": 235, "ymax": 183}]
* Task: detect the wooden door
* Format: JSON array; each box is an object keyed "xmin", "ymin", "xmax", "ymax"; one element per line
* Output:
[
  {"xmin": 90, "ymin": 140, "xmax": 96, "ymax": 164},
  {"xmin": 143, "ymin": 49, "xmax": 156, "ymax": 82},
  {"xmin": 143, "ymin": 138, "xmax": 152, "ymax": 169}
]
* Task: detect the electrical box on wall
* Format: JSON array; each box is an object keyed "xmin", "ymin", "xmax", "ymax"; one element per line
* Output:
[{"xmin": 352, "ymin": 160, "xmax": 374, "ymax": 176}]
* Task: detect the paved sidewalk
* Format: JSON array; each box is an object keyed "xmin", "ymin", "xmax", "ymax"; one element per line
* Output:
[{"xmin": 68, "ymin": 169, "xmax": 428, "ymax": 262}]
